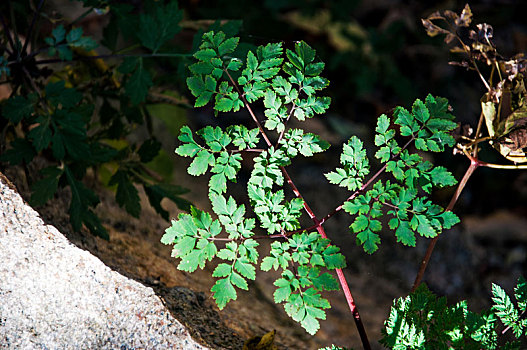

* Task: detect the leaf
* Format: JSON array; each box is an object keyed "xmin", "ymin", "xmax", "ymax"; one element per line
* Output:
[
  {"xmin": 188, "ymin": 150, "xmax": 215, "ymax": 176},
  {"xmin": 177, "ymin": 249, "xmax": 201, "ymax": 272},
  {"xmin": 212, "ymin": 263, "xmax": 232, "ymax": 278},
  {"xmin": 286, "ymin": 49, "xmax": 303, "ymax": 70},
  {"xmin": 311, "ymin": 272, "xmax": 339, "ymax": 291},
  {"xmin": 64, "ymin": 166, "xmax": 102, "ymax": 236},
  {"xmin": 174, "ymin": 236, "xmax": 197, "ymax": 257},
  {"xmin": 323, "ymin": 247, "xmax": 346, "ymax": 269},
  {"xmin": 82, "ymin": 210, "xmax": 109, "ymax": 240},
  {"xmin": 273, "ymin": 278, "xmax": 292, "ymax": 303},
  {"xmin": 375, "ymin": 114, "xmax": 390, "ymax": 136},
  {"xmin": 246, "ymin": 51, "xmax": 258, "ymax": 71},
  {"xmin": 218, "ymin": 37, "xmax": 239, "ymax": 56},
  {"xmin": 30, "ymin": 167, "xmax": 63, "ymax": 206},
  {"xmin": 108, "ymin": 170, "xmax": 141, "ymax": 217},
  {"xmin": 422, "ymin": 18, "xmax": 450, "ymax": 37},
  {"xmin": 211, "ymin": 278, "xmax": 237, "ymax": 309},
  {"xmin": 0, "ymin": 138, "xmax": 36, "ymax": 165},
  {"xmin": 194, "ymin": 48, "xmax": 217, "ymax": 61},
  {"xmin": 138, "ymin": 138, "xmax": 162, "ymax": 163},
  {"xmin": 137, "ymin": 0, "xmax": 182, "ymax": 52},
  {"xmin": 161, "ymin": 223, "xmax": 178, "ymax": 244},
  {"xmin": 515, "ymin": 276, "xmax": 527, "ymax": 311},
  {"xmin": 66, "ymin": 27, "xmax": 83, "ymax": 43},
  {"xmin": 350, "ymin": 215, "xmax": 369, "ymax": 232},
  {"xmin": 51, "ymin": 24, "xmax": 66, "ymax": 43},
  {"xmin": 295, "ymin": 41, "xmax": 316, "ymax": 66},
  {"xmin": 125, "ymin": 58, "xmax": 153, "ymax": 104},
  {"xmin": 230, "ymin": 271, "xmax": 248, "ymax": 290},
  {"xmin": 66, "ymin": 27, "xmax": 97, "ymax": 50},
  {"xmin": 356, "ymin": 229, "xmax": 380, "ymax": 254},
  {"xmin": 412, "ymin": 99, "xmax": 430, "ymax": 123},
  {"xmin": 436, "ymin": 212, "xmax": 459, "ymax": 233},
  {"xmin": 455, "ymin": 4, "xmax": 473, "ymax": 27},
  {"xmin": 395, "ymin": 221, "xmax": 416, "ymax": 246},
  {"xmin": 235, "ymin": 260, "xmax": 256, "ymax": 280},
  {"xmin": 45, "ymin": 81, "xmax": 82, "ymax": 108},
  {"xmin": 492, "ymin": 283, "xmax": 523, "ymax": 337},
  {"xmin": 2, "ymin": 95, "xmax": 34, "ymax": 123},
  {"xmin": 28, "ymin": 116, "xmax": 52, "ymax": 152},
  {"xmin": 302, "ymin": 311, "xmax": 322, "ymax": 335},
  {"xmin": 145, "ymin": 183, "xmax": 191, "ymax": 220}
]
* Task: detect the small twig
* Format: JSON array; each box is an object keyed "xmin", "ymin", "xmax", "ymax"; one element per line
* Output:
[
  {"xmin": 451, "ymin": 32, "xmax": 492, "ymax": 92},
  {"xmin": 411, "ymin": 156, "xmax": 479, "ymax": 292}
]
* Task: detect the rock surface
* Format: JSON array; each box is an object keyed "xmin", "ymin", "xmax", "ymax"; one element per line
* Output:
[{"xmin": 0, "ymin": 173, "xmax": 207, "ymax": 350}]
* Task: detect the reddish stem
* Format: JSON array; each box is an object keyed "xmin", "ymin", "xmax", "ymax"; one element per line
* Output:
[
  {"xmin": 320, "ymin": 138, "xmax": 414, "ymax": 225},
  {"xmin": 411, "ymin": 158, "xmax": 479, "ymax": 292},
  {"xmin": 225, "ymin": 70, "xmax": 371, "ymax": 349}
]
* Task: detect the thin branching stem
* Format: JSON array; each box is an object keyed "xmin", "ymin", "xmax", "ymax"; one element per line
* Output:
[
  {"xmin": 70, "ymin": 7, "xmax": 94, "ymax": 27},
  {"xmin": 320, "ymin": 138, "xmax": 414, "ymax": 225},
  {"xmin": 0, "ymin": 13, "xmax": 16, "ymax": 54},
  {"xmin": 224, "ymin": 70, "xmax": 273, "ymax": 147},
  {"xmin": 411, "ymin": 156, "xmax": 479, "ymax": 292},
  {"xmin": 22, "ymin": 0, "xmax": 45, "ymax": 55},
  {"xmin": 231, "ymin": 148, "xmax": 264, "ymax": 154},
  {"xmin": 501, "ymin": 309, "xmax": 526, "ymax": 335},
  {"xmin": 472, "ymin": 112, "xmax": 485, "ymax": 158},
  {"xmin": 33, "ymin": 52, "xmax": 192, "ymax": 65},
  {"xmin": 461, "ymin": 146, "xmax": 527, "ymax": 170},
  {"xmin": 225, "ymin": 69, "xmax": 372, "ymax": 350},
  {"xmin": 276, "ymin": 105, "xmax": 296, "ymax": 145}
]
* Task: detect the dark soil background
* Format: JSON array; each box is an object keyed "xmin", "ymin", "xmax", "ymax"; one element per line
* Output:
[{"xmin": 3, "ymin": 0, "xmax": 527, "ymax": 349}]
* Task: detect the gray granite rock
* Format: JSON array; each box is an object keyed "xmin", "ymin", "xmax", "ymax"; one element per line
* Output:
[{"xmin": 0, "ymin": 175, "xmax": 208, "ymax": 350}]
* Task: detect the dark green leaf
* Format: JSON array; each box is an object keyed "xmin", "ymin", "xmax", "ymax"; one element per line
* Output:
[
  {"xmin": 2, "ymin": 95, "xmax": 34, "ymax": 123},
  {"xmin": 0, "ymin": 138, "xmax": 35, "ymax": 165},
  {"xmin": 109, "ymin": 170, "xmax": 141, "ymax": 217},
  {"xmin": 30, "ymin": 167, "xmax": 63, "ymax": 206},
  {"xmin": 137, "ymin": 0, "xmax": 182, "ymax": 52},
  {"xmin": 125, "ymin": 58, "xmax": 153, "ymax": 104},
  {"xmin": 138, "ymin": 138, "xmax": 162, "ymax": 163}
]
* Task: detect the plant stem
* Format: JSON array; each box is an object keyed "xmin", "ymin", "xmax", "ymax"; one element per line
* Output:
[
  {"xmin": 70, "ymin": 7, "xmax": 94, "ymax": 27},
  {"xmin": 502, "ymin": 309, "xmax": 526, "ymax": 335},
  {"xmin": 33, "ymin": 52, "xmax": 192, "ymax": 65},
  {"xmin": 411, "ymin": 158, "xmax": 479, "ymax": 292},
  {"xmin": 225, "ymin": 69, "xmax": 372, "ymax": 349},
  {"xmin": 224, "ymin": 70, "xmax": 273, "ymax": 147},
  {"xmin": 0, "ymin": 13, "xmax": 16, "ymax": 54},
  {"xmin": 461, "ymin": 146, "xmax": 527, "ymax": 170},
  {"xmin": 320, "ymin": 138, "xmax": 414, "ymax": 225},
  {"xmin": 22, "ymin": 0, "xmax": 45, "ymax": 55}
]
